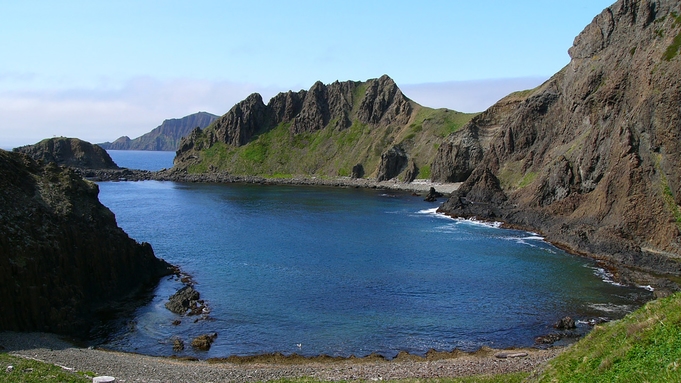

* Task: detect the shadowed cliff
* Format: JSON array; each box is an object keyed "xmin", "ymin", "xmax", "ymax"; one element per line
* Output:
[{"xmin": 0, "ymin": 149, "xmax": 173, "ymax": 337}]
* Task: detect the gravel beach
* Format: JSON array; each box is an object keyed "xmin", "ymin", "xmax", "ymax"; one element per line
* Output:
[{"xmin": 0, "ymin": 332, "xmax": 561, "ymax": 382}]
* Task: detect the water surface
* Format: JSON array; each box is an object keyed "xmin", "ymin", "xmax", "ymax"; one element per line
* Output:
[
  {"xmin": 106, "ymin": 150, "xmax": 175, "ymax": 171},
  {"xmin": 97, "ymin": 180, "xmax": 651, "ymax": 358}
]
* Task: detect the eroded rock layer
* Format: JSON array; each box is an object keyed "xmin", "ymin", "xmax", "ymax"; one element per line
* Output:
[{"xmin": 436, "ymin": 0, "xmax": 681, "ymax": 286}]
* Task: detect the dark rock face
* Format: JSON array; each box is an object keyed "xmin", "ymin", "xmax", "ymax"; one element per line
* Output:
[
  {"xmin": 554, "ymin": 316, "xmax": 577, "ymax": 330},
  {"xmin": 0, "ymin": 149, "xmax": 172, "ymax": 337},
  {"xmin": 351, "ymin": 164, "xmax": 365, "ymax": 179},
  {"xmin": 377, "ymin": 146, "xmax": 409, "ymax": 182},
  {"xmin": 437, "ymin": 0, "xmax": 681, "ymax": 284},
  {"xmin": 165, "ymin": 285, "xmax": 205, "ymax": 316},
  {"xmin": 424, "ymin": 187, "xmax": 443, "ymax": 202},
  {"xmin": 403, "ymin": 159, "xmax": 419, "ymax": 183},
  {"xmin": 14, "ymin": 137, "xmax": 119, "ymax": 170},
  {"xmin": 174, "ymin": 75, "xmax": 415, "ymax": 172},
  {"xmin": 99, "ymin": 112, "xmax": 218, "ymax": 151}
]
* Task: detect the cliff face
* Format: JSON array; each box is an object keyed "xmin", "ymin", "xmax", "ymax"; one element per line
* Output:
[
  {"xmin": 0, "ymin": 149, "xmax": 172, "ymax": 336},
  {"xmin": 99, "ymin": 111, "xmax": 218, "ymax": 151},
  {"xmin": 14, "ymin": 137, "xmax": 119, "ymax": 170},
  {"xmin": 173, "ymin": 75, "xmax": 471, "ymax": 179},
  {"xmin": 436, "ymin": 0, "xmax": 681, "ymax": 284}
]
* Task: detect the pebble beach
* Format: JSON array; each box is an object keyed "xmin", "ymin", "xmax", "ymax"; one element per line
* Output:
[{"xmin": 0, "ymin": 332, "xmax": 561, "ymax": 382}]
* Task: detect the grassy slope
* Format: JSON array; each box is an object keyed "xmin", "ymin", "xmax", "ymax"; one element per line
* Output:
[
  {"xmin": 0, "ymin": 353, "xmax": 92, "ymax": 382},
  {"xmin": 187, "ymin": 106, "xmax": 476, "ymax": 179},
  {"xmin": 530, "ymin": 292, "xmax": 681, "ymax": 382}
]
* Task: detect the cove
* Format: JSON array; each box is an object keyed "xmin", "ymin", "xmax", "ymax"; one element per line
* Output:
[{"xmin": 96, "ymin": 180, "xmax": 651, "ymax": 359}]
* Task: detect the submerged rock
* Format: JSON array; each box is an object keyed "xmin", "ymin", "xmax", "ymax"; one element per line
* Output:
[{"xmin": 191, "ymin": 333, "xmax": 218, "ymax": 351}]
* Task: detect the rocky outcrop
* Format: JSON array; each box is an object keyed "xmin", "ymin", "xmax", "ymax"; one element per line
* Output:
[
  {"xmin": 0, "ymin": 149, "xmax": 173, "ymax": 337},
  {"xmin": 99, "ymin": 112, "xmax": 218, "ymax": 151},
  {"xmin": 14, "ymin": 137, "xmax": 119, "ymax": 170},
  {"xmin": 165, "ymin": 285, "xmax": 206, "ymax": 316},
  {"xmin": 403, "ymin": 159, "xmax": 419, "ymax": 183},
  {"xmin": 351, "ymin": 164, "xmax": 365, "ymax": 179},
  {"xmin": 376, "ymin": 146, "xmax": 408, "ymax": 181},
  {"xmin": 437, "ymin": 0, "xmax": 681, "ymax": 288},
  {"xmin": 173, "ymin": 75, "xmax": 423, "ymax": 177},
  {"xmin": 431, "ymin": 93, "xmax": 528, "ymax": 182}
]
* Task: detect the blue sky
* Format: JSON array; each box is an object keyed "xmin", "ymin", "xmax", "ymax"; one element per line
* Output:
[{"xmin": 1, "ymin": 1, "xmax": 614, "ymax": 148}]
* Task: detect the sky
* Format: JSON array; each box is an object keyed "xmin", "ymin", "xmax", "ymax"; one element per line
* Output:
[{"xmin": 0, "ymin": 0, "xmax": 615, "ymax": 149}]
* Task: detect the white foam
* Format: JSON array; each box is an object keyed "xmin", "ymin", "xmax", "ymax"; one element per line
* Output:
[
  {"xmin": 637, "ymin": 284, "xmax": 655, "ymax": 292},
  {"xmin": 588, "ymin": 303, "xmax": 634, "ymax": 313},
  {"xmin": 590, "ymin": 267, "xmax": 624, "ymax": 287}
]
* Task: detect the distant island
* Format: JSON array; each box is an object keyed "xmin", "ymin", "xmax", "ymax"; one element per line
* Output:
[{"xmin": 99, "ymin": 111, "xmax": 218, "ymax": 151}]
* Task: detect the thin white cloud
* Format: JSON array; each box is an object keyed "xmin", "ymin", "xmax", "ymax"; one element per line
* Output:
[
  {"xmin": 401, "ymin": 77, "xmax": 549, "ymax": 113},
  {"xmin": 0, "ymin": 78, "xmax": 281, "ymax": 149},
  {"xmin": 0, "ymin": 76, "xmax": 549, "ymax": 149}
]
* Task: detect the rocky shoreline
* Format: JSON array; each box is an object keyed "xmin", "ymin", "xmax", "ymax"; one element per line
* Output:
[
  {"xmin": 78, "ymin": 167, "xmax": 462, "ymax": 195},
  {"xmin": 0, "ymin": 332, "xmax": 561, "ymax": 382}
]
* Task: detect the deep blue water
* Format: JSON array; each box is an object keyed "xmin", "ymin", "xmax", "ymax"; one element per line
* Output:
[
  {"xmin": 96, "ymin": 180, "xmax": 651, "ymax": 359},
  {"xmin": 106, "ymin": 150, "xmax": 175, "ymax": 171}
]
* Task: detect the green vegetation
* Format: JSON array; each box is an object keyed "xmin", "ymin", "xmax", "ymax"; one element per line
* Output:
[
  {"xmin": 498, "ymin": 161, "xmax": 537, "ymax": 191},
  {"xmin": 409, "ymin": 108, "xmax": 475, "ymax": 139},
  {"xmin": 663, "ymin": 12, "xmax": 681, "ymax": 61},
  {"xmin": 0, "ymin": 353, "xmax": 92, "ymax": 382},
  {"xmin": 531, "ymin": 292, "xmax": 681, "ymax": 382},
  {"xmin": 187, "ymin": 107, "xmax": 476, "ymax": 180}
]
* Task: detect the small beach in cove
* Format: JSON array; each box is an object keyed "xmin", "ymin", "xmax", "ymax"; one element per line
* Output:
[{"xmin": 0, "ymin": 332, "xmax": 561, "ymax": 382}]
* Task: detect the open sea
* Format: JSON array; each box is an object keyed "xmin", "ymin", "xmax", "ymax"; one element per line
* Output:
[{"xmin": 95, "ymin": 151, "xmax": 652, "ymax": 359}]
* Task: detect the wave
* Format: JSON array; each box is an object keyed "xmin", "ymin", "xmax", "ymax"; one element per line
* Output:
[{"xmin": 589, "ymin": 266, "xmax": 624, "ymax": 287}]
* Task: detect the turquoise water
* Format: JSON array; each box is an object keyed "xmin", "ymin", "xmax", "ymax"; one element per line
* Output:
[{"xmin": 96, "ymin": 180, "xmax": 652, "ymax": 359}]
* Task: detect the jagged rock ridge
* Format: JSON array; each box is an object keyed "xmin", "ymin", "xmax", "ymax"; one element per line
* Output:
[
  {"xmin": 99, "ymin": 111, "xmax": 218, "ymax": 151},
  {"xmin": 174, "ymin": 75, "xmax": 472, "ymax": 180},
  {"xmin": 14, "ymin": 137, "xmax": 119, "ymax": 170},
  {"xmin": 0, "ymin": 149, "xmax": 173, "ymax": 336},
  {"xmin": 435, "ymin": 0, "xmax": 681, "ymax": 288}
]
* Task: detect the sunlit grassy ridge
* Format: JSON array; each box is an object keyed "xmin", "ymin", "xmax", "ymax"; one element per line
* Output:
[{"xmin": 188, "ymin": 106, "xmax": 476, "ymax": 179}]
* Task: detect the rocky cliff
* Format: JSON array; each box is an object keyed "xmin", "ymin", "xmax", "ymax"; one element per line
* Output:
[
  {"xmin": 174, "ymin": 75, "xmax": 475, "ymax": 180},
  {"xmin": 14, "ymin": 137, "xmax": 119, "ymax": 170},
  {"xmin": 435, "ymin": 0, "xmax": 681, "ymax": 288},
  {"xmin": 0, "ymin": 149, "xmax": 173, "ymax": 336},
  {"xmin": 99, "ymin": 111, "xmax": 218, "ymax": 151}
]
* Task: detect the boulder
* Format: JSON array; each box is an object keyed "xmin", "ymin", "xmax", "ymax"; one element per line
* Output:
[
  {"xmin": 554, "ymin": 316, "xmax": 577, "ymax": 330},
  {"xmin": 424, "ymin": 187, "xmax": 443, "ymax": 202},
  {"xmin": 165, "ymin": 285, "xmax": 201, "ymax": 315},
  {"xmin": 191, "ymin": 333, "xmax": 218, "ymax": 351},
  {"xmin": 351, "ymin": 164, "xmax": 365, "ymax": 179},
  {"xmin": 376, "ymin": 146, "xmax": 408, "ymax": 181}
]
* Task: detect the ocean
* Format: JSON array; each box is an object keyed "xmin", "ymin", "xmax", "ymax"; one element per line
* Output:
[{"xmin": 95, "ymin": 151, "xmax": 651, "ymax": 359}]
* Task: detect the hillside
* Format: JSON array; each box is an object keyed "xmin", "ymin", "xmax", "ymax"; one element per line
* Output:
[
  {"xmin": 14, "ymin": 137, "xmax": 119, "ymax": 169},
  {"xmin": 531, "ymin": 291, "xmax": 681, "ymax": 382},
  {"xmin": 435, "ymin": 0, "xmax": 681, "ymax": 290},
  {"xmin": 99, "ymin": 111, "xmax": 218, "ymax": 151},
  {"xmin": 173, "ymin": 75, "xmax": 476, "ymax": 180},
  {"xmin": 0, "ymin": 149, "xmax": 172, "ymax": 336}
]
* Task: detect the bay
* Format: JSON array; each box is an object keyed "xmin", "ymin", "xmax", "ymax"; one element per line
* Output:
[{"xmin": 96, "ymin": 179, "xmax": 652, "ymax": 359}]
